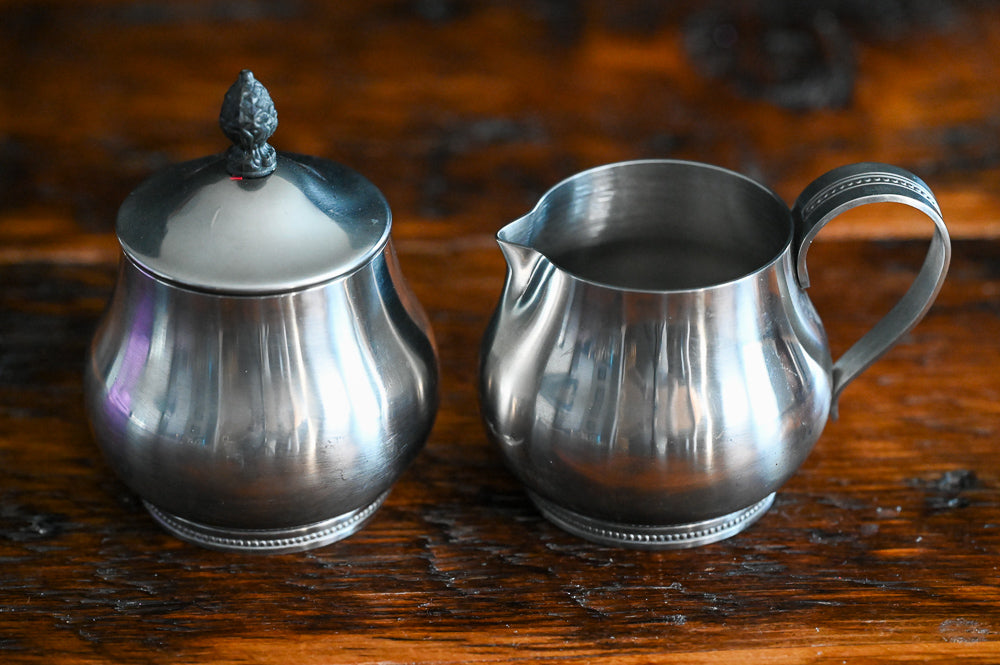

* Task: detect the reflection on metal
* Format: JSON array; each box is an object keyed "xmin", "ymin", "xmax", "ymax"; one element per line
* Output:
[{"xmin": 480, "ymin": 159, "xmax": 949, "ymax": 548}]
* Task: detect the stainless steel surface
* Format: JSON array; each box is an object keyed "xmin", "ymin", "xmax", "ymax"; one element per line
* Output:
[
  {"xmin": 86, "ymin": 247, "xmax": 438, "ymax": 553},
  {"xmin": 793, "ymin": 163, "xmax": 951, "ymax": 414},
  {"xmin": 116, "ymin": 152, "xmax": 391, "ymax": 294},
  {"xmin": 143, "ymin": 491, "xmax": 390, "ymax": 554},
  {"xmin": 86, "ymin": 71, "xmax": 438, "ymax": 553},
  {"xmin": 479, "ymin": 159, "xmax": 950, "ymax": 549}
]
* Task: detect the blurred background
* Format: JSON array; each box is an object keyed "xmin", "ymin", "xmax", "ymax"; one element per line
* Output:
[{"xmin": 2, "ymin": 0, "xmax": 999, "ymax": 267}]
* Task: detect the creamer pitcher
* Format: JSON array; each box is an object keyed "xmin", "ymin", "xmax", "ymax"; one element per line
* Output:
[{"xmin": 480, "ymin": 160, "xmax": 949, "ymax": 548}]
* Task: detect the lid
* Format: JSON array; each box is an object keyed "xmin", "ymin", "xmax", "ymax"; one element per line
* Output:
[{"xmin": 116, "ymin": 70, "xmax": 391, "ymax": 294}]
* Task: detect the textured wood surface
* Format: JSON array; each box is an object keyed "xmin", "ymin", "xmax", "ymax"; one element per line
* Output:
[{"xmin": 1, "ymin": 1, "xmax": 999, "ymax": 663}]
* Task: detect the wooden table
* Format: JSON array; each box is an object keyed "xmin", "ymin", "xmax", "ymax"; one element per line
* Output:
[{"xmin": 1, "ymin": 2, "xmax": 998, "ymax": 662}]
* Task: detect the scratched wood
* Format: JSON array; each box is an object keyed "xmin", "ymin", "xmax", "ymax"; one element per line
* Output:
[
  {"xmin": 1, "ymin": 1, "xmax": 999, "ymax": 663},
  {"xmin": 1, "ymin": 241, "xmax": 999, "ymax": 663}
]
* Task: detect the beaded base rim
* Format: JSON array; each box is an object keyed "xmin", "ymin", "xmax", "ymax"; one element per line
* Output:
[
  {"xmin": 144, "ymin": 491, "xmax": 389, "ymax": 554},
  {"xmin": 528, "ymin": 492, "xmax": 775, "ymax": 550}
]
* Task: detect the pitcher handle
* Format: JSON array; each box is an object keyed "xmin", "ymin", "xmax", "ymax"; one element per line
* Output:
[{"xmin": 791, "ymin": 162, "xmax": 951, "ymax": 416}]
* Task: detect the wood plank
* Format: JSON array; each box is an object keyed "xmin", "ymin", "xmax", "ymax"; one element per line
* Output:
[
  {"xmin": 2, "ymin": 1, "xmax": 999, "ymax": 662},
  {"xmin": 0, "ymin": 240, "xmax": 997, "ymax": 662}
]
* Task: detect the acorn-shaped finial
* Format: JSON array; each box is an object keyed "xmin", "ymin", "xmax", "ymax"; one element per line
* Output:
[{"xmin": 219, "ymin": 70, "xmax": 278, "ymax": 178}]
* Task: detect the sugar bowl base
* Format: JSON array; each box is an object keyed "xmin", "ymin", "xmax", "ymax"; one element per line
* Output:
[{"xmin": 143, "ymin": 491, "xmax": 389, "ymax": 554}]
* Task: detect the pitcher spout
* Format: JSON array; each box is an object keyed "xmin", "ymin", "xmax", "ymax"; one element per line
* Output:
[{"xmin": 497, "ymin": 214, "xmax": 544, "ymax": 296}]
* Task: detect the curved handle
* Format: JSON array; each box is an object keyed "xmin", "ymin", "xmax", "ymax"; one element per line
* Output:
[{"xmin": 791, "ymin": 163, "xmax": 951, "ymax": 416}]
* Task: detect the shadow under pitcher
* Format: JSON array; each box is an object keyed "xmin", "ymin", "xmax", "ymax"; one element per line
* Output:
[{"xmin": 479, "ymin": 160, "xmax": 950, "ymax": 549}]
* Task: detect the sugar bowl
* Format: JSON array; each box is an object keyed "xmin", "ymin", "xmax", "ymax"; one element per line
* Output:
[{"xmin": 85, "ymin": 71, "xmax": 438, "ymax": 553}]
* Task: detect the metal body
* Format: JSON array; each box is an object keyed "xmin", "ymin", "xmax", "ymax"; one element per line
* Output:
[
  {"xmin": 480, "ymin": 160, "xmax": 950, "ymax": 549},
  {"xmin": 86, "ymin": 245, "xmax": 438, "ymax": 553}
]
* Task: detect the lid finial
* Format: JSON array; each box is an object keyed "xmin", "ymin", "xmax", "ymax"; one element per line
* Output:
[{"xmin": 219, "ymin": 70, "xmax": 278, "ymax": 178}]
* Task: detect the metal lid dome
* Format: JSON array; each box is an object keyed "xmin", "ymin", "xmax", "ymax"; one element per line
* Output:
[{"xmin": 116, "ymin": 70, "xmax": 390, "ymax": 294}]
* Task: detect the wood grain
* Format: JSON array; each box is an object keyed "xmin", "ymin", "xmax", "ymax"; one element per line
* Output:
[{"xmin": 1, "ymin": 1, "xmax": 999, "ymax": 663}]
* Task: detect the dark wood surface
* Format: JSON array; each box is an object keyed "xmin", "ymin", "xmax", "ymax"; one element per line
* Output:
[{"xmin": 2, "ymin": 2, "xmax": 999, "ymax": 662}]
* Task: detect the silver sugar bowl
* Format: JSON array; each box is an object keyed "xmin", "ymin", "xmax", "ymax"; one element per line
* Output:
[{"xmin": 85, "ymin": 71, "xmax": 439, "ymax": 553}]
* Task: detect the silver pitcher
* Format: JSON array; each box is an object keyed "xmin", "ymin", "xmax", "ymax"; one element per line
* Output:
[
  {"xmin": 480, "ymin": 160, "xmax": 950, "ymax": 549},
  {"xmin": 85, "ymin": 71, "xmax": 439, "ymax": 553}
]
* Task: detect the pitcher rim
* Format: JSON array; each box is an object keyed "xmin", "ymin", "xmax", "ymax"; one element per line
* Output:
[{"xmin": 498, "ymin": 159, "xmax": 795, "ymax": 295}]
